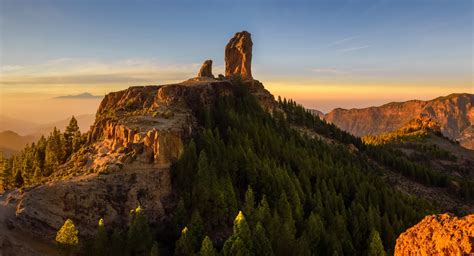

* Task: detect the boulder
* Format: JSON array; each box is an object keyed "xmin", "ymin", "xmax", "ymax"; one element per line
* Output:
[
  {"xmin": 225, "ymin": 31, "xmax": 253, "ymax": 80},
  {"xmin": 394, "ymin": 213, "xmax": 474, "ymax": 255}
]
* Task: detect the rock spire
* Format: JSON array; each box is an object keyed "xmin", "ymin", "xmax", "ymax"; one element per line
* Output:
[
  {"xmin": 225, "ymin": 31, "xmax": 253, "ymax": 80},
  {"xmin": 197, "ymin": 59, "xmax": 214, "ymax": 78}
]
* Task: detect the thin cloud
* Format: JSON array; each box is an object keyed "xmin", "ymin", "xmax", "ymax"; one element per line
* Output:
[
  {"xmin": 0, "ymin": 58, "xmax": 218, "ymax": 87},
  {"xmin": 338, "ymin": 45, "xmax": 371, "ymax": 52},
  {"xmin": 328, "ymin": 36, "xmax": 358, "ymax": 46}
]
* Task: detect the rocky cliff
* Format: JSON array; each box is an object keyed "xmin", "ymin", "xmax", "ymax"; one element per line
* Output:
[
  {"xmin": 325, "ymin": 93, "xmax": 474, "ymax": 149},
  {"xmin": 0, "ymin": 31, "xmax": 276, "ymax": 255},
  {"xmin": 394, "ymin": 214, "xmax": 474, "ymax": 255}
]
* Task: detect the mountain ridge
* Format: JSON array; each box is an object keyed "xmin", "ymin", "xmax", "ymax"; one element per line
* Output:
[{"xmin": 325, "ymin": 93, "xmax": 474, "ymax": 149}]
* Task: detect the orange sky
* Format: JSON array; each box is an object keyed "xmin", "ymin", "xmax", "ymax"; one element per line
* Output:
[{"xmin": 0, "ymin": 59, "xmax": 472, "ymax": 123}]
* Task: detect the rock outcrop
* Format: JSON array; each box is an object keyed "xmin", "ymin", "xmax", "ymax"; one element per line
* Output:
[
  {"xmin": 225, "ymin": 31, "xmax": 253, "ymax": 80},
  {"xmin": 0, "ymin": 31, "xmax": 278, "ymax": 255},
  {"xmin": 13, "ymin": 163, "xmax": 171, "ymax": 238},
  {"xmin": 197, "ymin": 59, "xmax": 214, "ymax": 78},
  {"xmin": 394, "ymin": 214, "xmax": 474, "ymax": 255},
  {"xmin": 4, "ymin": 74, "xmax": 276, "ymax": 247},
  {"xmin": 325, "ymin": 93, "xmax": 474, "ymax": 149}
]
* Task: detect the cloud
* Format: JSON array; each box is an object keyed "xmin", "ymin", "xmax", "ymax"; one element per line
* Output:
[
  {"xmin": 328, "ymin": 36, "xmax": 358, "ymax": 46},
  {"xmin": 0, "ymin": 58, "xmax": 225, "ymax": 89},
  {"xmin": 338, "ymin": 45, "xmax": 371, "ymax": 52}
]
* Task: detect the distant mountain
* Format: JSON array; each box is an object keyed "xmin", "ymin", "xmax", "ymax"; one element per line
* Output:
[
  {"xmin": 308, "ymin": 108, "xmax": 324, "ymax": 118},
  {"xmin": 33, "ymin": 114, "xmax": 95, "ymax": 135},
  {"xmin": 0, "ymin": 130, "xmax": 38, "ymax": 157},
  {"xmin": 325, "ymin": 93, "xmax": 474, "ymax": 149},
  {"xmin": 0, "ymin": 115, "xmax": 40, "ymax": 135},
  {"xmin": 53, "ymin": 92, "xmax": 103, "ymax": 99},
  {"xmin": 0, "ymin": 114, "xmax": 95, "ymax": 135}
]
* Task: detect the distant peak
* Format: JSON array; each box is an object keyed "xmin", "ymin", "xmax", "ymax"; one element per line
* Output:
[{"xmin": 54, "ymin": 92, "xmax": 102, "ymax": 99}]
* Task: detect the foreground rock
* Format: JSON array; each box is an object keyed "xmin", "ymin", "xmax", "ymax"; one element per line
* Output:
[
  {"xmin": 394, "ymin": 214, "xmax": 474, "ymax": 255},
  {"xmin": 225, "ymin": 31, "xmax": 253, "ymax": 80}
]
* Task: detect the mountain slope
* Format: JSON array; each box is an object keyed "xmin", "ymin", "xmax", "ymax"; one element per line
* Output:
[
  {"xmin": 0, "ymin": 31, "xmax": 465, "ymax": 256},
  {"xmin": 0, "ymin": 131, "xmax": 37, "ymax": 157},
  {"xmin": 362, "ymin": 114, "xmax": 473, "ymax": 213},
  {"xmin": 325, "ymin": 93, "xmax": 474, "ymax": 149}
]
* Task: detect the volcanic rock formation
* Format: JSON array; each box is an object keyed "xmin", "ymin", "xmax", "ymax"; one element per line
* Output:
[
  {"xmin": 0, "ymin": 31, "xmax": 276, "ymax": 254},
  {"xmin": 225, "ymin": 31, "xmax": 253, "ymax": 80},
  {"xmin": 197, "ymin": 59, "xmax": 214, "ymax": 78},
  {"xmin": 394, "ymin": 214, "xmax": 474, "ymax": 255}
]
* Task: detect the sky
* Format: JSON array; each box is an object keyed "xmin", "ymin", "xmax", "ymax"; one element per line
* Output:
[{"xmin": 0, "ymin": 0, "xmax": 472, "ymax": 123}]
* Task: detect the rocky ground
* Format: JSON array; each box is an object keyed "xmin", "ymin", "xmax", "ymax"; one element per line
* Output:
[
  {"xmin": 0, "ymin": 192, "xmax": 60, "ymax": 256},
  {"xmin": 394, "ymin": 214, "xmax": 474, "ymax": 255}
]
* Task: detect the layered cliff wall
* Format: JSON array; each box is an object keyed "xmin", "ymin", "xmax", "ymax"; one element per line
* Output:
[{"xmin": 325, "ymin": 93, "xmax": 474, "ymax": 149}]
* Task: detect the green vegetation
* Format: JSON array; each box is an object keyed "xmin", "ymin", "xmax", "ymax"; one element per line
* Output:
[
  {"xmin": 8, "ymin": 83, "xmax": 462, "ymax": 255},
  {"xmin": 168, "ymin": 84, "xmax": 433, "ymax": 255},
  {"xmin": 368, "ymin": 230, "xmax": 386, "ymax": 256},
  {"xmin": 277, "ymin": 98, "xmax": 473, "ymax": 200},
  {"xmin": 56, "ymin": 219, "xmax": 79, "ymax": 255},
  {"xmin": 0, "ymin": 116, "xmax": 86, "ymax": 189}
]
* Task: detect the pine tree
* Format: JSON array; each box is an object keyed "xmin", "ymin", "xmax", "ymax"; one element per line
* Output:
[
  {"xmin": 150, "ymin": 241, "xmax": 160, "ymax": 256},
  {"xmin": 172, "ymin": 198, "xmax": 187, "ymax": 236},
  {"xmin": 253, "ymin": 222, "xmax": 273, "ymax": 256},
  {"xmin": 0, "ymin": 155, "xmax": 12, "ymax": 189},
  {"xmin": 94, "ymin": 218, "xmax": 108, "ymax": 256},
  {"xmin": 192, "ymin": 151, "xmax": 211, "ymax": 212},
  {"xmin": 189, "ymin": 210, "xmax": 205, "ymax": 252},
  {"xmin": 64, "ymin": 116, "xmax": 80, "ymax": 158},
  {"xmin": 175, "ymin": 227, "xmax": 194, "ymax": 256},
  {"xmin": 55, "ymin": 219, "xmax": 79, "ymax": 255},
  {"xmin": 110, "ymin": 229, "xmax": 125, "ymax": 256},
  {"xmin": 13, "ymin": 169, "xmax": 24, "ymax": 187},
  {"xmin": 368, "ymin": 229, "xmax": 385, "ymax": 256},
  {"xmin": 255, "ymin": 196, "xmax": 271, "ymax": 229},
  {"xmin": 223, "ymin": 211, "xmax": 253, "ymax": 256},
  {"xmin": 127, "ymin": 206, "xmax": 153, "ymax": 255},
  {"xmin": 44, "ymin": 127, "xmax": 64, "ymax": 175},
  {"xmin": 243, "ymin": 186, "xmax": 255, "ymax": 223},
  {"xmin": 303, "ymin": 212, "xmax": 324, "ymax": 253},
  {"xmin": 199, "ymin": 236, "xmax": 217, "ymax": 256}
]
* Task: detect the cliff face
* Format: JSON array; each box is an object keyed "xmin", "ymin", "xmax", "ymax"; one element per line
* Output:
[
  {"xmin": 325, "ymin": 93, "xmax": 474, "ymax": 149},
  {"xmin": 394, "ymin": 214, "xmax": 474, "ymax": 256},
  {"xmin": 7, "ymin": 80, "xmax": 248, "ymax": 239},
  {"xmin": 1, "ymin": 63, "xmax": 276, "ymax": 255}
]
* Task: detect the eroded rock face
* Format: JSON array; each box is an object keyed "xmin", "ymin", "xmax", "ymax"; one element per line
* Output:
[
  {"xmin": 14, "ymin": 163, "xmax": 171, "ymax": 238},
  {"xmin": 0, "ymin": 32, "xmax": 279, "ymax": 252},
  {"xmin": 197, "ymin": 60, "xmax": 214, "ymax": 78},
  {"xmin": 225, "ymin": 31, "xmax": 253, "ymax": 80},
  {"xmin": 394, "ymin": 214, "xmax": 474, "ymax": 256},
  {"xmin": 325, "ymin": 93, "xmax": 474, "ymax": 149}
]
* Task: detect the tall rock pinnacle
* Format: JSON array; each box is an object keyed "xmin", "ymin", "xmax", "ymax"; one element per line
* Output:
[
  {"xmin": 225, "ymin": 31, "xmax": 253, "ymax": 80},
  {"xmin": 197, "ymin": 59, "xmax": 214, "ymax": 78}
]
